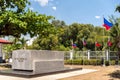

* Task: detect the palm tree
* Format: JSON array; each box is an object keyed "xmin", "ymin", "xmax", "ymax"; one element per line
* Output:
[
  {"xmin": 19, "ymin": 37, "xmax": 28, "ymax": 49},
  {"xmin": 110, "ymin": 16, "xmax": 120, "ymax": 57},
  {"xmin": 116, "ymin": 5, "xmax": 120, "ymax": 12}
]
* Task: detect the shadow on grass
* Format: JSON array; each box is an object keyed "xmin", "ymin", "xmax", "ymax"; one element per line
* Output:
[{"xmin": 108, "ymin": 70, "xmax": 120, "ymax": 79}]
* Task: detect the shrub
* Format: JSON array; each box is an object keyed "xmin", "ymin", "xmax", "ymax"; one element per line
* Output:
[
  {"xmin": 110, "ymin": 60, "xmax": 115, "ymax": 65},
  {"xmin": 64, "ymin": 60, "xmax": 72, "ymax": 65},
  {"xmin": 64, "ymin": 59, "xmax": 119, "ymax": 66},
  {"xmin": 72, "ymin": 60, "xmax": 80, "ymax": 65},
  {"xmin": 89, "ymin": 59, "xmax": 97, "ymax": 65},
  {"xmin": 105, "ymin": 61, "xmax": 109, "ymax": 66},
  {"xmin": 96, "ymin": 59, "xmax": 102, "ymax": 65},
  {"xmin": 83, "ymin": 59, "xmax": 89, "ymax": 65},
  {"xmin": 65, "ymin": 59, "xmax": 83, "ymax": 65},
  {"xmin": 0, "ymin": 64, "xmax": 11, "ymax": 68}
]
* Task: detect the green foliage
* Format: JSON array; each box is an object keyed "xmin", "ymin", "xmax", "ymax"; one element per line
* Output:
[
  {"xmin": 110, "ymin": 60, "xmax": 115, "ymax": 65},
  {"xmin": 116, "ymin": 5, "xmax": 120, "ymax": 13},
  {"xmin": 0, "ymin": 0, "xmax": 29, "ymax": 37},
  {"xmin": 1, "ymin": 1, "xmax": 120, "ymax": 52},
  {"xmin": 83, "ymin": 59, "xmax": 90, "ymax": 65},
  {"xmin": 30, "ymin": 20, "xmax": 119, "ymax": 51},
  {"xmin": 72, "ymin": 59, "xmax": 83, "ymax": 65},
  {"xmin": 105, "ymin": 61, "xmax": 109, "ymax": 66},
  {"xmin": 109, "ymin": 16, "xmax": 120, "ymax": 51},
  {"xmin": 64, "ymin": 59, "xmax": 83, "ymax": 65},
  {"xmin": 89, "ymin": 59, "xmax": 98, "ymax": 65},
  {"xmin": 0, "ymin": 0, "xmax": 54, "ymax": 38},
  {"xmin": 52, "ymin": 20, "xmax": 66, "ymax": 27},
  {"xmin": 32, "ymin": 27, "xmax": 58, "ymax": 50},
  {"xmin": 18, "ymin": 37, "xmax": 28, "ymax": 49},
  {"xmin": 0, "ymin": 0, "xmax": 30, "ymax": 13},
  {"xmin": 0, "ymin": 64, "xmax": 11, "ymax": 68},
  {"xmin": 65, "ymin": 59, "xmax": 118, "ymax": 66},
  {"xmin": 65, "ymin": 59, "xmax": 102, "ymax": 65},
  {"xmin": 64, "ymin": 60, "xmax": 72, "ymax": 65},
  {"xmin": 54, "ymin": 45, "xmax": 70, "ymax": 51}
]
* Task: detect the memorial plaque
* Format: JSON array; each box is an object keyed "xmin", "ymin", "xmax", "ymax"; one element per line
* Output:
[{"xmin": 12, "ymin": 50, "xmax": 32, "ymax": 70}]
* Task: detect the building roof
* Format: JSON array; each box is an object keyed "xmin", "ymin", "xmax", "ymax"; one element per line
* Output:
[{"xmin": 0, "ymin": 39, "xmax": 12, "ymax": 44}]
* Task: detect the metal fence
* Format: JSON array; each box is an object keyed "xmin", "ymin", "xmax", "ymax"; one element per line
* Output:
[{"xmin": 64, "ymin": 50, "xmax": 118, "ymax": 61}]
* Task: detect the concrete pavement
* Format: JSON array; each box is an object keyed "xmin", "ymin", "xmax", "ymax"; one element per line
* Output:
[{"xmin": 0, "ymin": 69, "xmax": 98, "ymax": 80}]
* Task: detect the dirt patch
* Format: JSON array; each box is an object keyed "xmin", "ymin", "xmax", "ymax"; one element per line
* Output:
[{"xmin": 59, "ymin": 65, "xmax": 120, "ymax": 80}]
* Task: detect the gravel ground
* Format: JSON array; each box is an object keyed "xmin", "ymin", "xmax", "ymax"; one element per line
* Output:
[{"xmin": 59, "ymin": 65, "xmax": 120, "ymax": 80}]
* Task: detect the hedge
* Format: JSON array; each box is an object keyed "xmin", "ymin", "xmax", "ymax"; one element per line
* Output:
[{"xmin": 64, "ymin": 59, "xmax": 120, "ymax": 66}]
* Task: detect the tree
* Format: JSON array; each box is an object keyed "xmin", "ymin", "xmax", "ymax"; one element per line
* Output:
[
  {"xmin": 52, "ymin": 20, "xmax": 66, "ymax": 27},
  {"xmin": 18, "ymin": 37, "xmax": 28, "ymax": 49},
  {"xmin": 31, "ymin": 20, "xmax": 70, "ymax": 50},
  {"xmin": 110, "ymin": 16, "xmax": 120, "ymax": 51},
  {"xmin": 0, "ymin": 0, "xmax": 30, "ymax": 13},
  {"xmin": 0, "ymin": 0, "xmax": 54, "ymax": 38},
  {"xmin": 0, "ymin": 0, "xmax": 29, "ymax": 37},
  {"xmin": 116, "ymin": 5, "xmax": 120, "ymax": 13},
  {"xmin": 110, "ymin": 5, "xmax": 120, "ymax": 51},
  {"xmin": 32, "ymin": 26, "xmax": 59, "ymax": 50}
]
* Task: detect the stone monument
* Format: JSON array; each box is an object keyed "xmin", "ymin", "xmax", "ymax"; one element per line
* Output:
[{"xmin": 12, "ymin": 50, "xmax": 64, "ymax": 74}]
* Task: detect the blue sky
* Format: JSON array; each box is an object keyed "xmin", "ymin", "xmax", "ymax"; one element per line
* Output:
[{"xmin": 29, "ymin": 0, "xmax": 120, "ymax": 26}]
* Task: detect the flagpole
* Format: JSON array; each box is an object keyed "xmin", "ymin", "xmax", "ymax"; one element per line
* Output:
[
  {"xmin": 108, "ymin": 36, "xmax": 110, "ymax": 62},
  {"xmin": 103, "ymin": 16, "xmax": 105, "ymax": 51},
  {"xmin": 108, "ymin": 32, "xmax": 111, "ymax": 61},
  {"xmin": 103, "ymin": 16, "xmax": 106, "ymax": 66},
  {"xmin": 103, "ymin": 16, "xmax": 114, "ymax": 65},
  {"xmin": 82, "ymin": 38, "xmax": 84, "ymax": 50},
  {"xmin": 70, "ymin": 39, "xmax": 74, "ymax": 68},
  {"xmin": 70, "ymin": 39, "xmax": 74, "ymax": 60},
  {"xmin": 94, "ymin": 25, "xmax": 96, "ymax": 51},
  {"xmin": 95, "ymin": 37, "xmax": 96, "ymax": 51},
  {"xmin": 108, "ymin": 36, "xmax": 110, "ymax": 52}
]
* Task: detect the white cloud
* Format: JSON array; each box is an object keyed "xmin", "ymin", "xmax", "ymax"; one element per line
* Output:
[
  {"xmin": 95, "ymin": 16, "xmax": 101, "ymax": 19},
  {"xmin": 34, "ymin": 0, "xmax": 49, "ymax": 7},
  {"xmin": 52, "ymin": 6, "xmax": 56, "ymax": 10},
  {"xmin": 26, "ymin": 37, "xmax": 36, "ymax": 46},
  {"xmin": 29, "ymin": 7, "xmax": 34, "ymax": 10}
]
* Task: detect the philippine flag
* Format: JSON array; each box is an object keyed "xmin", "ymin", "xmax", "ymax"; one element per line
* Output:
[
  {"xmin": 95, "ymin": 42, "xmax": 101, "ymax": 47},
  {"xmin": 103, "ymin": 18, "xmax": 113, "ymax": 30},
  {"xmin": 72, "ymin": 44, "xmax": 77, "ymax": 48}
]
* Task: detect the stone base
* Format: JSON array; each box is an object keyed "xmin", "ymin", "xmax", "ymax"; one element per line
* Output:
[
  {"xmin": 0, "ymin": 67, "xmax": 82, "ymax": 78},
  {"xmin": 33, "ymin": 60, "xmax": 64, "ymax": 74}
]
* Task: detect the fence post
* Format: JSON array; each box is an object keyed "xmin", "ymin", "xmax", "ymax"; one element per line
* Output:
[
  {"xmin": 70, "ymin": 50, "xmax": 73, "ymax": 60},
  {"xmin": 106, "ymin": 50, "xmax": 109, "ymax": 61},
  {"xmin": 87, "ymin": 50, "xmax": 90, "ymax": 60}
]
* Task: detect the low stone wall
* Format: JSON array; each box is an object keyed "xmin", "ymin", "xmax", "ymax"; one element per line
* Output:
[{"xmin": 12, "ymin": 50, "xmax": 64, "ymax": 74}]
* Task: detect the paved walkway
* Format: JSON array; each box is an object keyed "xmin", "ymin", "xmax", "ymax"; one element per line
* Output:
[{"xmin": 0, "ymin": 69, "xmax": 98, "ymax": 80}]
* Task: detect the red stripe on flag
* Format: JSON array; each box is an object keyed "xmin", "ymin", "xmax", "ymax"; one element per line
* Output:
[
  {"xmin": 95, "ymin": 42, "xmax": 101, "ymax": 47},
  {"xmin": 103, "ymin": 24, "xmax": 110, "ymax": 30}
]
